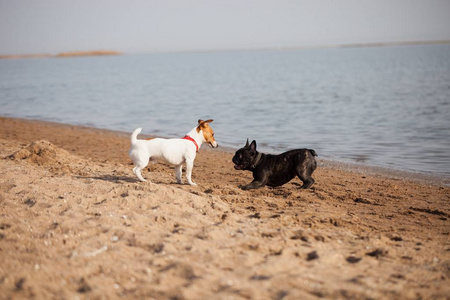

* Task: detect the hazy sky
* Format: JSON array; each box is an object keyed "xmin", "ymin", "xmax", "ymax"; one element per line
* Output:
[{"xmin": 1, "ymin": 0, "xmax": 450, "ymax": 55}]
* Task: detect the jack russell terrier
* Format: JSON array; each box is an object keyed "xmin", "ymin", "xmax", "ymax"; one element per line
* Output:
[{"xmin": 129, "ymin": 119, "xmax": 218, "ymax": 185}]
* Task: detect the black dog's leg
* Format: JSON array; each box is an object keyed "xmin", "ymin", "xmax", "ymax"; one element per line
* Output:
[
  {"xmin": 297, "ymin": 169, "xmax": 315, "ymax": 189},
  {"xmin": 241, "ymin": 180, "xmax": 266, "ymax": 190}
]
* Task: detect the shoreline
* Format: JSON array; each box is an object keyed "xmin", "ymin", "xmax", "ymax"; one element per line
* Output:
[
  {"xmin": 1, "ymin": 116, "xmax": 449, "ymax": 299},
  {"xmin": 319, "ymin": 158, "xmax": 450, "ymax": 187},
  {"xmin": 2, "ymin": 116, "xmax": 448, "ymax": 187}
]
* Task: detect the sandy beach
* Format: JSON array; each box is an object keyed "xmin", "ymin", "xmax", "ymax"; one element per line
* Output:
[{"xmin": 0, "ymin": 116, "xmax": 449, "ymax": 299}]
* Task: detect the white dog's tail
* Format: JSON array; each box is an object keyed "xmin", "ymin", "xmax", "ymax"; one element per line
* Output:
[{"xmin": 131, "ymin": 128, "xmax": 142, "ymax": 144}]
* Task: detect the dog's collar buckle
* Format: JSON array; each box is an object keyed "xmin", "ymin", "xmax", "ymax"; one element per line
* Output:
[{"xmin": 183, "ymin": 135, "xmax": 199, "ymax": 152}]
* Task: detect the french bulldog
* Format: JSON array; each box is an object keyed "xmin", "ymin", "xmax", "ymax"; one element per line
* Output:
[{"xmin": 232, "ymin": 139, "xmax": 317, "ymax": 190}]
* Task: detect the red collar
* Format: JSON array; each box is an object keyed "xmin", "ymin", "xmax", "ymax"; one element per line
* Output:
[{"xmin": 182, "ymin": 135, "xmax": 199, "ymax": 152}]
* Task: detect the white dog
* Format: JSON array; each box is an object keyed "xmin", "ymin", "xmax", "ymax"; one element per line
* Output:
[{"xmin": 129, "ymin": 119, "xmax": 218, "ymax": 185}]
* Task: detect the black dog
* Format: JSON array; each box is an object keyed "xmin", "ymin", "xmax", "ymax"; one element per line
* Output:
[{"xmin": 232, "ymin": 139, "xmax": 317, "ymax": 190}]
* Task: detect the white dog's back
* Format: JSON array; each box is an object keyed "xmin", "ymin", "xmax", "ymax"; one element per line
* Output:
[{"xmin": 129, "ymin": 129, "xmax": 192, "ymax": 167}]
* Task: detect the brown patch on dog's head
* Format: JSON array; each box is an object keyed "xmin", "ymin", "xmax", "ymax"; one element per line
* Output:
[{"xmin": 197, "ymin": 119, "xmax": 218, "ymax": 148}]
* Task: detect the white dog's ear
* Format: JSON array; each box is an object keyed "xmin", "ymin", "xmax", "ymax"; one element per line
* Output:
[
  {"xmin": 198, "ymin": 119, "xmax": 213, "ymax": 125},
  {"xmin": 197, "ymin": 119, "xmax": 212, "ymax": 132}
]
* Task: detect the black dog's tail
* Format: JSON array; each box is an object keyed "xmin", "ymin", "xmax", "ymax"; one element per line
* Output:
[{"xmin": 308, "ymin": 149, "xmax": 318, "ymax": 157}]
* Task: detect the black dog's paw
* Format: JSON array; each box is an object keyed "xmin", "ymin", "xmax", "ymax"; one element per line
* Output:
[
  {"xmin": 301, "ymin": 180, "xmax": 315, "ymax": 189},
  {"xmin": 240, "ymin": 181, "xmax": 266, "ymax": 190},
  {"xmin": 239, "ymin": 184, "xmax": 250, "ymax": 190}
]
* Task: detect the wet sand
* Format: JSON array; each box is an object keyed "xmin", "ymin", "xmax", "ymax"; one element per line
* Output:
[{"xmin": 0, "ymin": 116, "xmax": 449, "ymax": 299}]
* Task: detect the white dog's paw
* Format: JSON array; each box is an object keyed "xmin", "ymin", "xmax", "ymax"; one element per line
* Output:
[
  {"xmin": 188, "ymin": 182, "xmax": 197, "ymax": 186},
  {"xmin": 136, "ymin": 173, "xmax": 146, "ymax": 182}
]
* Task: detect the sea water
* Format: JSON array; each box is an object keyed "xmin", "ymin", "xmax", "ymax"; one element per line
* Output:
[{"xmin": 1, "ymin": 44, "xmax": 449, "ymax": 177}]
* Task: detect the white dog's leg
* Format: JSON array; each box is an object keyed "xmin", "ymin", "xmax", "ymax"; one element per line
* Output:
[
  {"xmin": 175, "ymin": 164, "xmax": 183, "ymax": 184},
  {"xmin": 133, "ymin": 166, "xmax": 147, "ymax": 182},
  {"xmin": 185, "ymin": 160, "xmax": 197, "ymax": 186}
]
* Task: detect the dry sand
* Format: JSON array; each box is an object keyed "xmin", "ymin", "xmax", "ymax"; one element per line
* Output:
[{"xmin": 0, "ymin": 116, "xmax": 449, "ymax": 299}]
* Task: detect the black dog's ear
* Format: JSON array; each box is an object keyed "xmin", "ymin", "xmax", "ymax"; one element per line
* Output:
[
  {"xmin": 249, "ymin": 140, "xmax": 257, "ymax": 152},
  {"xmin": 245, "ymin": 139, "xmax": 249, "ymax": 147}
]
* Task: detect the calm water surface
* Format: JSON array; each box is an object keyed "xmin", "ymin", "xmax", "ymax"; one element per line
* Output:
[{"xmin": 1, "ymin": 44, "xmax": 450, "ymax": 177}]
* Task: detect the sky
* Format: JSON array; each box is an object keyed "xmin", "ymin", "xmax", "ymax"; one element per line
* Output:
[{"xmin": 1, "ymin": 0, "xmax": 450, "ymax": 55}]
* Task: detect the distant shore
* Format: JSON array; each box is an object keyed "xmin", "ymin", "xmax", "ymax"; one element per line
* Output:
[
  {"xmin": 55, "ymin": 50, "xmax": 123, "ymax": 58},
  {"xmin": 0, "ymin": 50, "xmax": 122, "ymax": 60},
  {"xmin": 1, "ymin": 40, "xmax": 449, "ymax": 59}
]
